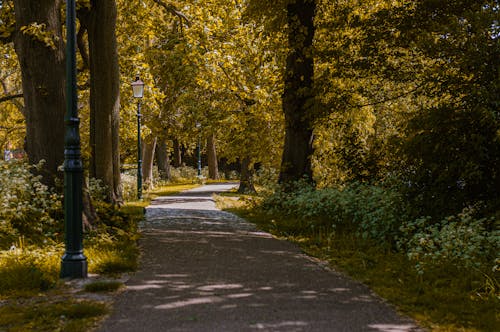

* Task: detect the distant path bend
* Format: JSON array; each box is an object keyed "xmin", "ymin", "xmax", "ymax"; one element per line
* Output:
[{"xmin": 98, "ymin": 183, "xmax": 423, "ymax": 332}]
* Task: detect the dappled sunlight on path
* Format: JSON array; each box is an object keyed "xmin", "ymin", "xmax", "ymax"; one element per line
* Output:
[{"xmin": 98, "ymin": 184, "xmax": 422, "ymax": 332}]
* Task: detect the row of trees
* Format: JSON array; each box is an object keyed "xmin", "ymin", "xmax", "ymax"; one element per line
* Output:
[{"xmin": 1, "ymin": 0, "xmax": 499, "ymax": 218}]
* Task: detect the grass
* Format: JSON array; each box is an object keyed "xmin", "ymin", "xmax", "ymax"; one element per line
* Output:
[
  {"xmin": 84, "ymin": 280, "xmax": 123, "ymax": 293},
  {"xmin": 145, "ymin": 183, "xmax": 200, "ymax": 199},
  {"xmin": 0, "ymin": 298, "xmax": 108, "ymax": 332},
  {"xmin": 217, "ymin": 195, "xmax": 500, "ymax": 332}
]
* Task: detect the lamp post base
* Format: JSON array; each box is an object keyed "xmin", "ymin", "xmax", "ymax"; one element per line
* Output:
[{"xmin": 60, "ymin": 253, "xmax": 87, "ymax": 278}]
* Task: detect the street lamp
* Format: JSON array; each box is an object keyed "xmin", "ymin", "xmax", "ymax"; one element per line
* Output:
[
  {"xmin": 61, "ymin": 0, "xmax": 87, "ymax": 278},
  {"xmin": 131, "ymin": 76, "xmax": 144, "ymax": 199},
  {"xmin": 196, "ymin": 122, "xmax": 201, "ymax": 177}
]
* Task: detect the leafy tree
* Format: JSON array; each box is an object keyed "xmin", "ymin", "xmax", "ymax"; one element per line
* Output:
[
  {"xmin": 394, "ymin": 0, "xmax": 500, "ymax": 217},
  {"xmin": 184, "ymin": 0, "xmax": 285, "ymax": 190}
]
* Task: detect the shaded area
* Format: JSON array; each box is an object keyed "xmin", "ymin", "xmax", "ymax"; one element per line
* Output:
[{"xmin": 99, "ymin": 184, "xmax": 422, "ymax": 332}]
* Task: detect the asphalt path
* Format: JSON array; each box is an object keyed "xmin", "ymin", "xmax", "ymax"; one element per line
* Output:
[{"xmin": 98, "ymin": 183, "xmax": 423, "ymax": 332}]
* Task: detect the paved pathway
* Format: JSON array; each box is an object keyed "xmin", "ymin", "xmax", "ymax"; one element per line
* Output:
[{"xmin": 98, "ymin": 184, "xmax": 422, "ymax": 332}]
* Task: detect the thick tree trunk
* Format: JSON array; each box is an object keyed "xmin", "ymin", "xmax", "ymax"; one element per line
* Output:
[
  {"xmin": 278, "ymin": 0, "xmax": 316, "ymax": 186},
  {"xmin": 142, "ymin": 137, "xmax": 157, "ymax": 190},
  {"xmin": 84, "ymin": 0, "xmax": 122, "ymax": 204},
  {"xmin": 13, "ymin": 0, "xmax": 65, "ymax": 186},
  {"xmin": 173, "ymin": 138, "xmax": 182, "ymax": 167},
  {"xmin": 156, "ymin": 138, "xmax": 171, "ymax": 181},
  {"xmin": 238, "ymin": 157, "xmax": 256, "ymax": 194},
  {"xmin": 207, "ymin": 133, "xmax": 219, "ymax": 180}
]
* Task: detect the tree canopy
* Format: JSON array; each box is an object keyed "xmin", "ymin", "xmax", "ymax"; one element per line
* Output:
[{"xmin": 0, "ymin": 0, "xmax": 498, "ymax": 216}]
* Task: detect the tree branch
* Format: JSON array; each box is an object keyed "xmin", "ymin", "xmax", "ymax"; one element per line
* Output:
[
  {"xmin": 151, "ymin": 0, "xmax": 191, "ymax": 27},
  {"xmin": 217, "ymin": 62, "xmax": 256, "ymax": 106},
  {"xmin": 0, "ymin": 93, "xmax": 23, "ymax": 104},
  {"xmin": 353, "ymin": 84, "xmax": 424, "ymax": 108}
]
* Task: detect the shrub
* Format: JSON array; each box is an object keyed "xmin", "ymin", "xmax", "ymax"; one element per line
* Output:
[
  {"xmin": 0, "ymin": 161, "xmax": 62, "ymax": 247},
  {"xmin": 261, "ymin": 181, "xmax": 405, "ymax": 243},
  {"xmin": 399, "ymin": 209, "xmax": 500, "ymax": 275},
  {"xmin": 254, "ymin": 166, "xmax": 279, "ymax": 191},
  {"xmin": 120, "ymin": 171, "xmax": 138, "ymax": 201},
  {"xmin": 170, "ymin": 166, "xmax": 202, "ymax": 182},
  {"xmin": 262, "ymin": 181, "xmax": 499, "ymax": 287}
]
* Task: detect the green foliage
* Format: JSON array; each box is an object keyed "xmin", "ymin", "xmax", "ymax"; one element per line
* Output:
[
  {"xmin": 262, "ymin": 181, "xmax": 405, "ymax": 243},
  {"xmin": 0, "ymin": 162, "xmax": 141, "ymax": 294},
  {"xmin": 88, "ymin": 178, "xmax": 109, "ymax": 202},
  {"xmin": 0, "ymin": 161, "xmax": 63, "ymax": 247},
  {"xmin": 261, "ymin": 181, "xmax": 499, "ymax": 296},
  {"xmin": 400, "ymin": 210, "xmax": 500, "ymax": 275},
  {"xmin": 120, "ymin": 171, "xmax": 138, "ymax": 202},
  {"xmin": 401, "ymin": 104, "xmax": 500, "ymax": 218}
]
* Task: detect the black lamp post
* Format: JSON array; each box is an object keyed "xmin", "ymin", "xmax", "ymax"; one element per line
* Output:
[
  {"xmin": 131, "ymin": 76, "xmax": 145, "ymax": 199},
  {"xmin": 61, "ymin": 0, "xmax": 87, "ymax": 278},
  {"xmin": 196, "ymin": 122, "xmax": 201, "ymax": 177}
]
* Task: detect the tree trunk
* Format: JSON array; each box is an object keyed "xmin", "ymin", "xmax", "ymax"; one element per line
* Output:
[
  {"xmin": 207, "ymin": 133, "xmax": 220, "ymax": 180},
  {"xmin": 156, "ymin": 138, "xmax": 171, "ymax": 181},
  {"xmin": 13, "ymin": 0, "xmax": 65, "ymax": 186},
  {"xmin": 82, "ymin": 176, "xmax": 99, "ymax": 231},
  {"xmin": 142, "ymin": 137, "xmax": 157, "ymax": 190},
  {"xmin": 278, "ymin": 0, "xmax": 316, "ymax": 186},
  {"xmin": 238, "ymin": 157, "xmax": 256, "ymax": 194},
  {"xmin": 173, "ymin": 138, "xmax": 182, "ymax": 167},
  {"xmin": 84, "ymin": 0, "xmax": 122, "ymax": 204}
]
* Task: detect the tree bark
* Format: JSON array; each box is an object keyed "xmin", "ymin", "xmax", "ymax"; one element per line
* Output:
[
  {"xmin": 13, "ymin": 0, "xmax": 65, "ymax": 186},
  {"xmin": 238, "ymin": 157, "xmax": 256, "ymax": 194},
  {"xmin": 142, "ymin": 137, "xmax": 157, "ymax": 190},
  {"xmin": 82, "ymin": 176, "xmax": 98, "ymax": 231},
  {"xmin": 278, "ymin": 0, "xmax": 316, "ymax": 186},
  {"xmin": 207, "ymin": 133, "xmax": 220, "ymax": 180},
  {"xmin": 83, "ymin": 0, "xmax": 122, "ymax": 204},
  {"xmin": 173, "ymin": 138, "xmax": 182, "ymax": 167},
  {"xmin": 156, "ymin": 138, "xmax": 171, "ymax": 181}
]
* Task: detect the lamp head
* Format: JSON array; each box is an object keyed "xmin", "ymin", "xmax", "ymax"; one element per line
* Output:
[{"xmin": 131, "ymin": 76, "xmax": 145, "ymax": 98}]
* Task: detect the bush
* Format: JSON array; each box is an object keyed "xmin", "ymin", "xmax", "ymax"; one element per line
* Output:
[
  {"xmin": 170, "ymin": 166, "xmax": 202, "ymax": 182},
  {"xmin": 399, "ymin": 209, "xmax": 500, "ymax": 275},
  {"xmin": 261, "ymin": 181, "xmax": 499, "ymax": 287},
  {"xmin": 120, "ymin": 170, "xmax": 138, "ymax": 201},
  {"xmin": 0, "ymin": 161, "xmax": 62, "ymax": 247},
  {"xmin": 261, "ymin": 181, "xmax": 405, "ymax": 243},
  {"xmin": 254, "ymin": 166, "xmax": 279, "ymax": 191}
]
